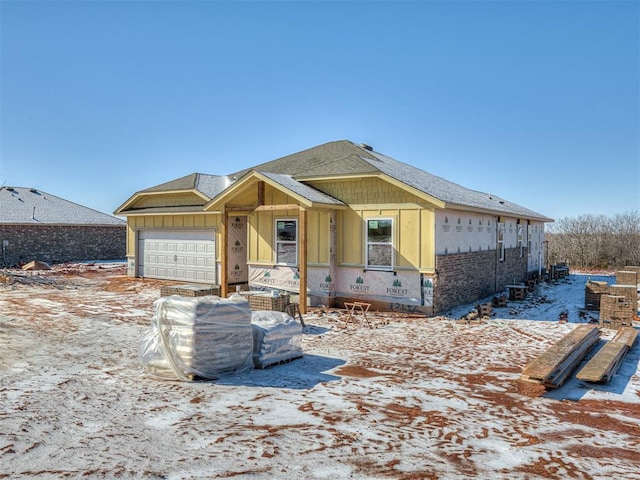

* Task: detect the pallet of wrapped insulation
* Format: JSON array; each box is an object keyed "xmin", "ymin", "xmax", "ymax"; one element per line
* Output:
[
  {"xmin": 251, "ymin": 310, "xmax": 303, "ymax": 369},
  {"xmin": 139, "ymin": 294, "xmax": 253, "ymax": 381}
]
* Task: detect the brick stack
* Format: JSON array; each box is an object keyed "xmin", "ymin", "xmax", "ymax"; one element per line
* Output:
[
  {"xmin": 610, "ymin": 284, "xmax": 638, "ymax": 313},
  {"xmin": 585, "ymin": 280, "xmax": 610, "ymax": 311},
  {"xmin": 476, "ymin": 302, "xmax": 493, "ymax": 317},
  {"xmin": 246, "ymin": 293, "xmax": 290, "ymax": 312},
  {"xmin": 600, "ymin": 294, "xmax": 635, "ymax": 329},
  {"xmin": 616, "ymin": 270, "xmax": 638, "ymax": 288},
  {"xmin": 492, "ymin": 294, "xmax": 508, "ymax": 307},
  {"xmin": 161, "ymin": 284, "xmax": 221, "ymax": 297},
  {"xmin": 624, "ymin": 265, "xmax": 640, "ymax": 279}
]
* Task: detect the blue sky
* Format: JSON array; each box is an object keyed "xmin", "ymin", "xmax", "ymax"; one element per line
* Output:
[{"xmin": 1, "ymin": 0, "xmax": 638, "ymax": 220}]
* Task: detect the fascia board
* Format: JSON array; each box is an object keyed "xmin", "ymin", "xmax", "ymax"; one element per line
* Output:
[
  {"xmin": 443, "ymin": 203, "xmax": 554, "ymax": 223},
  {"xmin": 205, "ymin": 171, "xmax": 315, "ymax": 211},
  {"xmin": 114, "ymin": 189, "xmax": 211, "ymax": 214}
]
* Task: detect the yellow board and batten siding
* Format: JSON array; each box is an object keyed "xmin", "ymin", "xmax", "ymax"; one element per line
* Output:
[
  {"xmin": 131, "ymin": 192, "xmax": 203, "ymax": 209},
  {"xmin": 125, "ymin": 176, "xmax": 437, "ymax": 274},
  {"xmin": 308, "ymin": 210, "xmax": 330, "ymax": 266},
  {"xmin": 307, "ymin": 177, "xmax": 437, "ymax": 272},
  {"xmin": 247, "ymin": 182, "xmax": 330, "ymax": 265}
]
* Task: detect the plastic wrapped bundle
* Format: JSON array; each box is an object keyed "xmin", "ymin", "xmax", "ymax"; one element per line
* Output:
[
  {"xmin": 139, "ymin": 294, "xmax": 253, "ymax": 381},
  {"xmin": 251, "ymin": 310, "xmax": 303, "ymax": 368}
]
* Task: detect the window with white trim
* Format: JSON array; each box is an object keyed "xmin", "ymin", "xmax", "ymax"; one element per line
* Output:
[
  {"xmin": 366, "ymin": 218, "xmax": 393, "ymax": 270},
  {"xmin": 497, "ymin": 222, "xmax": 505, "ymax": 262},
  {"xmin": 527, "ymin": 224, "xmax": 533, "ymax": 256},
  {"xmin": 275, "ymin": 219, "xmax": 297, "ymax": 265}
]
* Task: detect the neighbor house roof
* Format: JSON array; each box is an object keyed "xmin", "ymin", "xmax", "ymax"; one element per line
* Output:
[{"xmin": 0, "ymin": 187, "xmax": 126, "ymax": 226}]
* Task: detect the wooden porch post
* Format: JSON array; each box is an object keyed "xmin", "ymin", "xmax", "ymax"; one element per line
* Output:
[
  {"xmin": 299, "ymin": 208, "xmax": 307, "ymax": 314},
  {"xmin": 220, "ymin": 210, "xmax": 228, "ymax": 298}
]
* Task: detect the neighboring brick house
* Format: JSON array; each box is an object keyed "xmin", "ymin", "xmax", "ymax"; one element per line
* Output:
[
  {"xmin": 0, "ymin": 186, "xmax": 126, "ymax": 266},
  {"xmin": 115, "ymin": 140, "xmax": 552, "ymax": 314}
]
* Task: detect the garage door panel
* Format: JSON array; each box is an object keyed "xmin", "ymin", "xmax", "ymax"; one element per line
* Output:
[{"xmin": 138, "ymin": 230, "xmax": 216, "ymax": 283}]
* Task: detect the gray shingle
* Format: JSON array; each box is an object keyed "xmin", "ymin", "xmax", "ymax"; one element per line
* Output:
[
  {"xmin": 0, "ymin": 187, "xmax": 125, "ymax": 225},
  {"xmin": 241, "ymin": 140, "xmax": 550, "ymax": 220},
  {"xmin": 141, "ymin": 173, "xmax": 227, "ymax": 199},
  {"xmin": 125, "ymin": 140, "xmax": 551, "ymax": 221},
  {"xmin": 257, "ymin": 171, "xmax": 344, "ymax": 205},
  {"xmin": 364, "ymin": 150, "xmax": 552, "ymax": 221}
]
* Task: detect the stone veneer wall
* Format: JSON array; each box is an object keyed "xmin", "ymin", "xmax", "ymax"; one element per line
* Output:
[
  {"xmin": 0, "ymin": 225, "xmax": 126, "ymax": 267},
  {"xmin": 434, "ymin": 247, "xmax": 528, "ymax": 314}
]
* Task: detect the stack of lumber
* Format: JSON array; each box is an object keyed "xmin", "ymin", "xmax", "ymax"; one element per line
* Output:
[
  {"xmin": 576, "ymin": 327, "xmax": 638, "ymax": 383},
  {"xmin": 520, "ymin": 325, "xmax": 600, "ymax": 388},
  {"xmin": 21, "ymin": 260, "xmax": 51, "ymax": 271}
]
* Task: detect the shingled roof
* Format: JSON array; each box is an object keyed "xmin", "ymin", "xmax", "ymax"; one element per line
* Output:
[
  {"xmin": 118, "ymin": 140, "xmax": 551, "ymax": 221},
  {"xmin": 232, "ymin": 140, "xmax": 551, "ymax": 221},
  {"xmin": 0, "ymin": 187, "xmax": 125, "ymax": 226},
  {"xmin": 140, "ymin": 173, "xmax": 229, "ymax": 199},
  {"xmin": 250, "ymin": 171, "xmax": 344, "ymax": 206}
]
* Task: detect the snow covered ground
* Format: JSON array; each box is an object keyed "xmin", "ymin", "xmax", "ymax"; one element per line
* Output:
[{"xmin": 1, "ymin": 265, "xmax": 638, "ymax": 479}]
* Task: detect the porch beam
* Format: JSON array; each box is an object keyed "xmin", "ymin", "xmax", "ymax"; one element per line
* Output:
[
  {"xmin": 254, "ymin": 204, "xmax": 300, "ymax": 212},
  {"xmin": 220, "ymin": 210, "xmax": 228, "ymax": 298},
  {"xmin": 299, "ymin": 208, "xmax": 308, "ymax": 314}
]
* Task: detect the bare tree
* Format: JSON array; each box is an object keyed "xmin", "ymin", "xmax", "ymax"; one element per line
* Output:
[{"xmin": 546, "ymin": 210, "xmax": 640, "ymax": 269}]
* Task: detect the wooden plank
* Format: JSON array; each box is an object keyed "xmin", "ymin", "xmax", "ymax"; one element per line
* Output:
[
  {"xmin": 521, "ymin": 325, "xmax": 600, "ymax": 381},
  {"xmin": 544, "ymin": 332, "xmax": 600, "ymax": 388},
  {"xmin": 576, "ymin": 341, "xmax": 627, "ymax": 383},
  {"xmin": 254, "ymin": 204, "xmax": 300, "ymax": 212},
  {"xmin": 612, "ymin": 327, "xmax": 638, "ymax": 348}
]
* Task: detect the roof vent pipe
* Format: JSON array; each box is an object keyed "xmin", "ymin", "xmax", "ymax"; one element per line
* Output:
[
  {"xmin": 32, "ymin": 207, "xmax": 36, "ymax": 220},
  {"xmin": 360, "ymin": 143, "xmax": 373, "ymax": 151}
]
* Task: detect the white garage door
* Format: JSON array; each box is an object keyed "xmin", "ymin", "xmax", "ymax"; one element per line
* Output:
[{"xmin": 138, "ymin": 230, "xmax": 216, "ymax": 283}]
